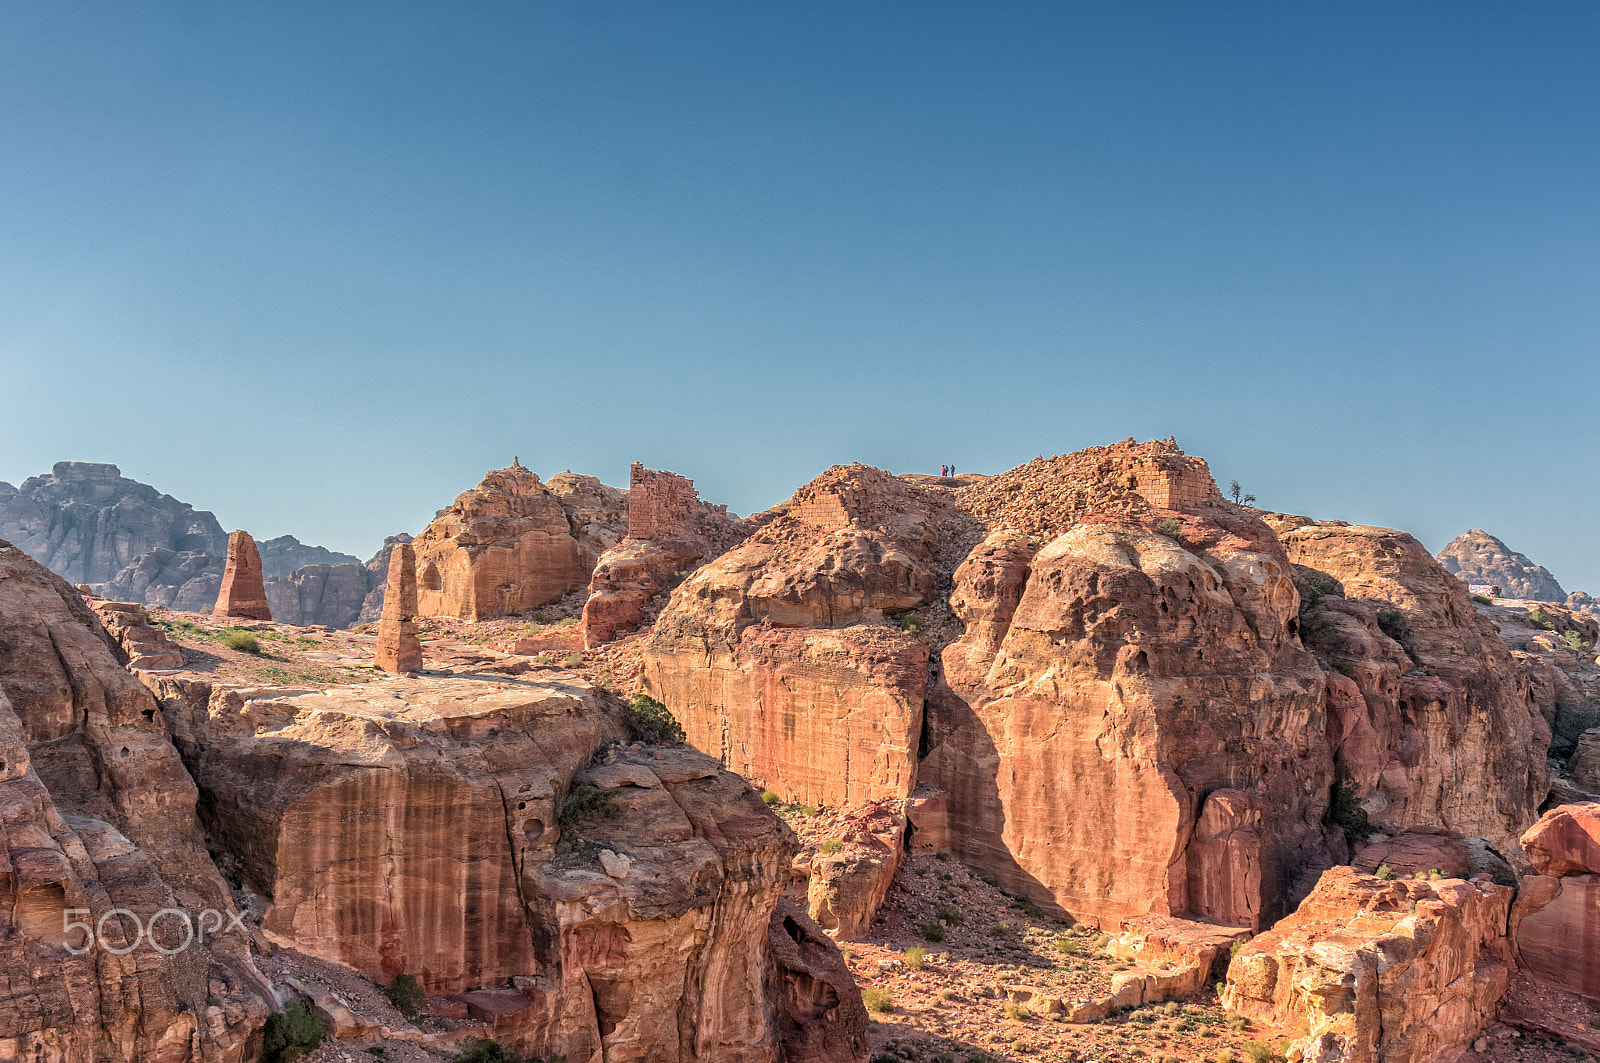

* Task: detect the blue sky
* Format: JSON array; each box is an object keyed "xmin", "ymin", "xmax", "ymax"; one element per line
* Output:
[{"xmin": 2, "ymin": 3, "xmax": 1596, "ymax": 589}]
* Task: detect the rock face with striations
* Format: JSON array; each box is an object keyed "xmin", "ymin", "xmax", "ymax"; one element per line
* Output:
[
  {"xmin": 646, "ymin": 440, "xmax": 1338, "ymax": 932},
  {"xmin": 1223, "ymin": 865, "xmax": 1514, "ymax": 1063},
  {"xmin": 212, "ymin": 529, "xmax": 272, "ymax": 621},
  {"xmin": 1509, "ymin": 802, "xmax": 1600, "ymax": 1007},
  {"xmin": 412, "ymin": 464, "xmax": 627, "ymax": 620},
  {"xmin": 0, "ymin": 540, "xmax": 270, "ymax": 1061},
  {"xmin": 582, "ymin": 464, "xmax": 754, "ymax": 648},
  {"xmin": 374, "ymin": 542, "xmax": 422, "ymax": 673},
  {"xmin": 143, "ymin": 668, "xmax": 866, "ymax": 1062},
  {"xmin": 1267, "ymin": 517, "xmax": 1550, "ymax": 864},
  {"xmin": 1436, "ymin": 529, "xmax": 1567, "ymax": 602}
]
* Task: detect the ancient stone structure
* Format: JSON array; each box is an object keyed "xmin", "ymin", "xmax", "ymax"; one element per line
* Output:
[
  {"xmin": 1225, "ymin": 865, "xmax": 1514, "ymax": 1063},
  {"xmin": 1437, "ymin": 528, "xmax": 1567, "ymax": 602},
  {"xmin": 411, "ymin": 464, "xmax": 627, "ymax": 620},
  {"xmin": 1269, "ymin": 517, "xmax": 1551, "ymax": 864},
  {"xmin": 357, "ymin": 532, "xmax": 412, "ymax": 622},
  {"xmin": 375, "ymin": 542, "xmax": 422, "ymax": 673},
  {"xmin": 86, "ymin": 597, "xmax": 185, "ymax": 670},
  {"xmin": 0, "ymin": 540, "xmax": 269, "ymax": 1061},
  {"xmin": 580, "ymin": 464, "xmax": 750, "ymax": 647},
  {"xmin": 212, "ymin": 529, "xmax": 272, "ymax": 620}
]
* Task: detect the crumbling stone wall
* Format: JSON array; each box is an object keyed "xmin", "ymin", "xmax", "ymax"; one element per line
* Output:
[{"xmin": 628, "ymin": 464, "xmax": 728, "ymax": 541}]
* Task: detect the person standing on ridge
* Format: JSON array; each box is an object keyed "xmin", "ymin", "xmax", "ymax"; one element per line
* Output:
[{"xmin": 941, "ymin": 464, "xmax": 947, "ymax": 477}]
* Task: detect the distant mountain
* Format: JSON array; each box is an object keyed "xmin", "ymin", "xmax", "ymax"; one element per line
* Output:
[
  {"xmin": 1436, "ymin": 529, "xmax": 1567, "ymax": 602},
  {"xmin": 0, "ymin": 461, "xmax": 393, "ymax": 627}
]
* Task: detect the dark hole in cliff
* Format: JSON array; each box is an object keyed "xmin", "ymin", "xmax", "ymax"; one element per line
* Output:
[
  {"xmin": 119, "ymin": 747, "xmax": 129, "ymax": 757},
  {"xmin": 917, "ymin": 700, "xmax": 932, "ymax": 760},
  {"xmin": 518, "ymin": 801, "xmax": 526, "ymax": 810},
  {"xmin": 1127, "ymin": 649, "xmax": 1149, "ymax": 675},
  {"xmin": 141, "ymin": 709, "xmax": 155, "ymax": 721},
  {"xmin": 782, "ymin": 915, "xmax": 806, "ymax": 944}
]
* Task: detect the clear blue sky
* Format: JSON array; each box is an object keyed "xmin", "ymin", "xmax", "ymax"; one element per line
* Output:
[{"xmin": 2, "ymin": 3, "xmax": 1596, "ymax": 589}]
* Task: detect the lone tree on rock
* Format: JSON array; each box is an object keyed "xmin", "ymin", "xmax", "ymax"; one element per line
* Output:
[{"xmin": 1229, "ymin": 480, "xmax": 1257, "ymax": 507}]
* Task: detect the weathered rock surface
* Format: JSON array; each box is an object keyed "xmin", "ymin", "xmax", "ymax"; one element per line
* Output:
[
  {"xmin": 264, "ymin": 562, "xmax": 372, "ymax": 628},
  {"xmin": 101, "ymin": 545, "xmax": 225, "ymax": 612},
  {"xmin": 1572, "ymin": 729, "xmax": 1600, "ymax": 793},
  {"xmin": 1510, "ymin": 803, "xmax": 1600, "ymax": 1006},
  {"xmin": 213, "ymin": 529, "xmax": 272, "ymax": 620},
  {"xmin": 0, "ymin": 462, "xmax": 228, "ymax": 585},
  {"xmin": 799, "ymin": 801, "xmax": 905, "ymax": 940},
  {"xmin": 255, "ymin": 534, "xmax": 361, "ymax": 577},
  {"xmin": 1224, "ymin": 865, "xmax": 1513, "ymax": 1063},
  {"xmin": 766, "ymin": 898, "xmax": 869, "ymax": 1063},
  {"xmin": 413, "ymin": 464, "xmax": 627, "ymax": 620},
  {"xmin": 1269, "ymin": 517, "xmax": 1549, "ymax": 864},
  {"xmin": 1437, "ymin": 529, "xmax": 1567, "ymax": 602},
  {"xmin": 1351, "ymin": 826, "xmax": 1514, "ymax": 885},
  {"xmin": 374, "ymin": 542, "xmax": 422, "ymax": 673},
  {"xmin": 582, "ymin": 464, "xmax": 753, "ymax": 648},
  {"xmin": 645, "ymin": 464, "xmax": 937, "ymax": 810},
  {"xmin": 86, "ymin": 597, "xmax": 185, "ymax": 670},
  {"xmin": 0, "ymin": 539, "xmax": 269, "ymax": 1061},
  {"xmin": 144, "ymin": 665, "xmax": 865, "ymax": 1061},
  {"xmin": 356, "ymin": 532, "xmax": 413, "ymax": 623}
]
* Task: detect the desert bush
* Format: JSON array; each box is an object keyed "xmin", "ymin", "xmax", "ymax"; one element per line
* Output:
[
  {"xmin": 760, "ymin": 790, "xmax": 780, "ymax": 805},
  {"xmin": 894, "ymin": 612, "xmax": 922, "ymax": 634},
  {"xmin": 1157, "ymin": 518, "xmax": 1184, "ymax": 541},
  {"xmin": 622, "ymin": 694, "xmax": 684, "ymax": 745},
  {"xmin": 1241, "ymin": 1041, "xmax": 1273, "ymax": 1063},
  {"xmin": 558, "ymin": 783, "xmax": 619, "ymax": 843},
  {"xmin": 1528, "ymin": 608, "xmax": 1557, "ymax": 631},
  {"xmin": 1376, "ymin": 608, "xmax": 1410, "ymax": 643},
  {"xmin": 220, "ymin": 629, "xmax": 262, "ymax": 654},
  {"xmin": 936, "ymin": 904, "xmax": 964, "ymax": 926},
  {"xmin": 821, "ymin": 838, "xmax": 843, "ymax": 854},
  {"xmin": 798, "ymin": 803, "xmax": 819, "ymax": 816},
  {"xmin": 990, "ymin": 920, "xmax": 1012, "ymax": 937},
  {"xmin": 385, "ymin": 973, "xmax": 426, "ymax": 1020},
  {"xmin": 451, "ymin": 1039, "xmax": 531, "ymax": 1063},
  {"xmin": 862, "ymin": 987, "xmax": 894, "ymax": 1013},
  {"xmin": 1374, "ymin": 863, "xmax": 1394, "ymax": 880},
  {"xmin": 939, "ymin": 988, "xmax": 960, "ymax": 1002},
  {"xmin": 1564, "ymin": 630, "xmax": 1595, "ymax": 655},
  {"xmin": 1216, "ymin": 1051, "xmax": 1235, "ymax": 1063},
  {"xmin": 261, "ymin": 1003, "xmax": 324, "ymax": 1063},
  {"xmin": 1471, "ymin": 594, "xmax": 1492, "ymax": 605},
  {"xmin": 1326, "ymin": 772, "xmax": 1374, "ymax": 843},
  {"xmin": 562, "ymin": 653, "xmax": 583, "ymax": 668},
  {"xmin": 920, "ymin": 921, "xmax": 946, "ymax": 942},
  {"xmin": 903, "ymin": 946, "xmax": 926, "ymax": 968},
  {"xmin": 1054, "ymin": 935, "xmax": 1078, "ymax": 955},
  {"xmin": 1003, "ymin": 1002, "xmax": 1031, "ymax": 1021}
]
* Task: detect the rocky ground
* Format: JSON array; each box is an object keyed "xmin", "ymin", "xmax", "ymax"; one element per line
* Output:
[{"xmin": 780, "ymin": 817, "xmax": 1291, "ymax": 1063}]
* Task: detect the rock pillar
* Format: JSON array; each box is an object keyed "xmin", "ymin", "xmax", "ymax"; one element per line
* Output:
[
  {"xmin": 376, "ymin": 542, "xmax": 423, "ymax": 673},
  {"xmin": 213, "ymin": 529, "xmax": 272, "ymax": 620}
]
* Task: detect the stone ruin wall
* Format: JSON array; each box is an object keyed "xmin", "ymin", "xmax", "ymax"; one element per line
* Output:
[
  {"xmin": 628, "ymin": 463, "xmax": 728, "ymax": 540},
  {"xmin": 1124, "ymin": 454, "xmax": 1221, "ymax": 510}
]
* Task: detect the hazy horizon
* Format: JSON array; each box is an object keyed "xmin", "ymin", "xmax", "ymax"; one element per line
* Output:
[{"xmin": 3, "ymin": 4, "xmax": 1596, "ymax": 589}]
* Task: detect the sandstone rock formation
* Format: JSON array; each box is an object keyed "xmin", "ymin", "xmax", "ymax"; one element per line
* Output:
[
  {"xmin": 1571, "ymin": 728, "xmax": 1600, "ymax": 793},
  {"xmin": 1437, "ymin": 529, "xmax": 1567, "ymax": 602},
  {"xmin": 1510, "ymin": 803, "xmax": 1600, "ymax": 1006},
  {"xmin": 101, "ymin": 545, "xmax": 225, "ymax": 612},
  {"xmin": 0, "ymin": 462, "xmax": 228, "ymax": 585},
  {"xmin": 142, "ymin": 666, "xmax": 865, "ymax": 1061},
  {"xmin": 582, "ymin": 464, "xmax": 753, "ymax": 647},
  {"xmin": 87, "ymin": 598, "xmax": 185, "ymax": 670},
  {"xmin": 0, "ymin": 539, "xmax": 269, "ymax": 1061},
  {"xmin": 212, "ymin": 529, "xmax": 272, "ymax": 620},
  {"xmin": 264, "ymin": 561, "xmax": 373, "ymax": 628},
  {"xmin": 798, "ymin": 801, "xmax": 905, "ymax": 940},
  {"xmin": 1268, "ymin": 516, "xmax": 1549, "ymax": 864},
  {"xmin": 357, "ymin": 532, "xmax": 413, "ymax": 623},
  {"xmin": 1224, "ymin": 865, "xmax": 1514, "ymax": 1063},
  {"xmin": 646, "ymin": 440, "xmax": 1338, "ymax": 933},
  {"xmin": 375, "ymin": 542, "xmax": 422, "ymax": 673},
  {"xmin": 412, "ymin": 463, "xmax": 627, "ymax": 620},
  {"xmin": 255, "ymin": 534, "xmax": 361, "ymax": 576},
  {"xmin": 1350, "ymin": 826, "xmax": 1514, "ymax": 884}
]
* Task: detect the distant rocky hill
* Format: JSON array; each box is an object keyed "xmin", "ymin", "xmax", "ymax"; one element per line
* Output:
[
  {"xmin": 0, "ymin": 462, "xmax": 391, "ymax": 627},
  {"xmin": 1437, "ymin": 529, "xmax": 1567, "ymax": 601}
]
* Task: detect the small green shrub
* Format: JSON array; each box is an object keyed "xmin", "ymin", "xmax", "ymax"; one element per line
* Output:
[
  {"xmin": 1326, "ymin": 772, "xmax": 1374, "ymax": 843},
  {"xmin": 452, "ymin": 1039, "xmax": 525, "ymax": 1063},
  {"xmin": 664, "ymin": 570, "xmax": 690, "ymax": 590},
  {"xmin": 920, "ymin": 921, "xmax": 946, "ymax": 942},
  {"xmin": 1563, "ymin": 630, "xmax": 1595, "ymax": 655},
  {"xmin": 936, "ymin": 904, "xmax": 964, "ymax": 926},
  {"xmin": 1471, "ymin": 594, "xmax": 1492, "ymax": 605},
  {"xmin": 220, "ymin": 629, "xmax": 262, "ymax": 654},
  {"xmin": 1376, "ymin": 608, "xmax": 1410, "ymax": 643},
  {"xmin": 261, "ymin": 1002, "xmax": 324, "ymax": 1063},
  {"xmin": 820, "ymin": 838, "xmax": 843, "ymax": 854},
  {"xmin": 894, "ymin": 612, "xmax": 922, "ymax": 634},
  {"xmin": 862, "ymin": 987, "xmax": 894, "ymax": 1013},
  {"xmin": 1054, "ymin": 935, "xmax": 1078, "ymax": 955},
  {"xmin": 1002, "ymin": 1001, "xmax": 1031, "ymax": 1020},
  {"xmin": 798, "ymin": 803, "xmax": 819, "ymax": 816},
  {"xmin": 990, "ymin": 920, "xmax": 1011, "ymax": 936},
  {"xmin": 903, "ymin": 946, "xmax": 926, "ymax": 968},
  {"xmin": 1241, "ymin": 1042, "xmax": 1273, "ymax": 1063},
  {"xmin": 622, "ymin": 694, "xmax": 684, "ymax": 745},
  {"xmin": 761, "ymin": 790, "xmax": 780, "ymax": 805},
  {"xmin": 562, "ymin": 653, "xmax": 583, "ymax": 668},
  {"xmin": 558, "ymin": 782, "xmax": 620, "ymax": 843},
  {"xmin": 1374, "ymin": 864, "xmax": 1394, "ymax": 880},
  {"xmin": 385, "ymin": 973, "xmax": 427, "ymax": 1020},
  {"xmin": 1528, "ymin": 608, "xmax": 1557, "ymax": 631},
  {"xmin": 1157, "ymin": 517, "xmax": 1184, "ymax": 541}
]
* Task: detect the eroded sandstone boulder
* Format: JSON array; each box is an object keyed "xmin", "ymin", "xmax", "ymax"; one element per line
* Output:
[
  {"xmin": 1269, "ymin": 517, "xmax": 1549, "ymax": 863},
  {"xmin": 1509, "ymin": 803, "xmax": 1600, "ymax": 1007},
  {"xmin": 374, "ymin": 542, "xmax": 422, "ymax": 673},
  {"xmin": 412, "ymin": 464, "xmax": 627, "ymax": 620},
  {"xmin": 0, "ymin": 540, "xmax": 269, "ymax": 1061},
  {"xmin": 1224, "ymin": 865, "xmax": 1513, "ymax": 1063},
  {"xmin": 1437, "ymin": 529, "xmax": 1567, "ymax": 602},
  {"xmin": 213, "ymin": 529, "xmax": 271, "ymax": 621}
]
